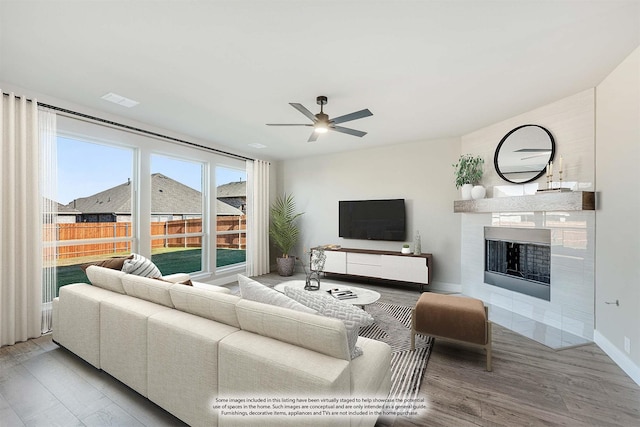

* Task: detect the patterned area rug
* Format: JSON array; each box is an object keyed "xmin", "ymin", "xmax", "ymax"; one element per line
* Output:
[{"xmin": 359, "ymin": 302, "xmax": 433, "ymax": 401}]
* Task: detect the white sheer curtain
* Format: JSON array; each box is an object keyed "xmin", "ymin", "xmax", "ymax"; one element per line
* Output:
[
  {"xmin": 245, "ymin": 159, "xmax": 270, "ymax": 276},
  {"xmin": 0, "ymin": 92, "xmax": 42, "ymax": 346},
  {"xmin": 40, "ymin": 107, "xmax": 57, "ymax": 334}
]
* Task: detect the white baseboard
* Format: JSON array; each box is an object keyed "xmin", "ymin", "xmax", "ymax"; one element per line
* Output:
[
  {"xmin": 428, "ymin": 281, "xmax": 462, "ymax": 294},
  {"xmin": 594, "ymin": 329, "xmax": 640, "ymax": 386}
]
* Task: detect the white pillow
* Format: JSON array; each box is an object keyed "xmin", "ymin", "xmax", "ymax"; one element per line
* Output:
[
  {"xmin": 284, "ymin": 287, "xmax": 374, "ymax": 359},
  {"xmin": 122, "ymin": 253, "xmax": 162, "ymax": 278},
  {"xmin": 237, "ymin": 274, "xmax": 316, "ymax": 314}
]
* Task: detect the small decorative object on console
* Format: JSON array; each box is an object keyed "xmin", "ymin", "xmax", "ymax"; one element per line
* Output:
[
  {"xmin": 414, "ymin": 230, "xmax": 421, "ymax": 255},
  {"xmin": 401, "ymin": 244, "xmax": 411, "ymax": 254}
]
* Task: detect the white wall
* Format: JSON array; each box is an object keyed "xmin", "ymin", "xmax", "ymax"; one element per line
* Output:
[
  {"xmin": 278, "ymin": 137, "xmax": 462, "ymax": 291},
  {"xmin": 462, "ymin": 89, "xmax": 596, "ymax": 194},
  {"xmin": 594, "ymin": 46, "xmax": 640, "ymax": 384}
]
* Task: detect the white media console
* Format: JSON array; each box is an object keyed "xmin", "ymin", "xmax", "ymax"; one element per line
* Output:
[{"xmin": 321, "ymin": 248, "xmax": 432, "ymax": 292}]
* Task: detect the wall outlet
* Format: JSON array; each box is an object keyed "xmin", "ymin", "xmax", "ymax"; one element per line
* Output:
[{"xmin": 624, "ymin": 337, "xmax": 631, "ymax": 354}]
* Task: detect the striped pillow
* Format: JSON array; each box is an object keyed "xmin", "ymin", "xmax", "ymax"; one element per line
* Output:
[{"xmin": 122, "ymin": 253, "xmax": 162, "ymax": 278}]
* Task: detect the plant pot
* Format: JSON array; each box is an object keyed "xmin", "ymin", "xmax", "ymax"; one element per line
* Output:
[
  {"xmin": 471, "ymin": 185, "xmax": 486, "ymax": 199},
  {"xmin": 276, "ymin": 257, "xmax": 296, "ymax": 276},
  {"xmin": 461, "ymin": 184, "xmax": 473, "ymax": 200},
  {"xmin": 401, "ymin": 247, "xmax": 411, "ymax": 254}
]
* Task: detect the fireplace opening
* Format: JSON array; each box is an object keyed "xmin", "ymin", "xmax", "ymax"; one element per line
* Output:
[{"xmin": 484, "ymin": 227, "xmax": 551, "ymax": 301}]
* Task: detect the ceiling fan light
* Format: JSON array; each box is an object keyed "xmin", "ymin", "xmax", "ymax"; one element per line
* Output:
[{"xmin": 314, "ymin": 123, "xmax": 329, "ymax": 133}]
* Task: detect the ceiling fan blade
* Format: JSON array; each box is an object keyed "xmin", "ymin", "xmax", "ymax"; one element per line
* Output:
[
  {"xmin": 290, "ymin": 103, "xmax": 317, "ymax": 122},
  {"xmin": 330, "ymin": 109, "xmax": 373, "ymax": 125},
  {"xmin": 308, "ymin": 131, "xmax": 320, "ymax": 142},
  {"xmin": 331, "ymin": 125, "xmax": 367, "ymax": 138},
  {"xmin": 266, "ymin": 123, "xmax": 313, "ymax": 126}
]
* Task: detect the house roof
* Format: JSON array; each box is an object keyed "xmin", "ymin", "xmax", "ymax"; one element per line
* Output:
[
  {"xmin": 217, "ymin": 181, "xmax": 246, "ymax": 198},
  {"xmin": 65, "ymin": 173, "xmax": 243, "ymax": 215}
]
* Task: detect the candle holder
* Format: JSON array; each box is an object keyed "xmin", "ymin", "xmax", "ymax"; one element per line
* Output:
[{"xmin": 558, "ymin": 170, "xmax": 563, "ymax": 189}]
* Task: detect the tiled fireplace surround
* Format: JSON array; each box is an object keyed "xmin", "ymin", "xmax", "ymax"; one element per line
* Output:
[
  {"xmin": 461, "ymin": 210, "xmax": 595, "ymax": 348},
  {"xmin": 459, "ymin": 89, "xmax": 596, "ymax": 348}
]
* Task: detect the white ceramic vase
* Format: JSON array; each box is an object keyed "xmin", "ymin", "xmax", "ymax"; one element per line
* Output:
[
  {"xmin": 471, "ymin": 185, "xmax": 486, "ymax": 199},
  {"xmin": 461, "ymin": 184, "xmax": 473, "ymax": 200}
]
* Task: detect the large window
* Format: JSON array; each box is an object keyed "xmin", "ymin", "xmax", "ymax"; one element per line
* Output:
[
  {"xmin": 52, "ymin": 116, "xmax": 249, "ymax": 293},
  {"xmin": 150, "ymin": 155, "xmax": 205, "ymax": 276},
  {"xmin": 216, "ymin": 166, "xmax": 247, "ymax": 269},
  {"xmin": 54, "ymin": 137, "xmax": 134, "ymax": 294}
]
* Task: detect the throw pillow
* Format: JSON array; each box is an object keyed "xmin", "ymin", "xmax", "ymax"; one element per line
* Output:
[
  {"xmin": 80, "ymin": 255, "xmax": 133, "ymax": 272},
  {"xmin": 284, "ymin": 287, "xmax": 374, "ymax": 359},
  {"xmin": 154, "ymin": 277, "xmax": 193, "ymax": 286},
  {"xmin": 237, "ymin": 274, "xmax": 316, "ymax": 314},
  {"xmin": 122, "ymin": 253, "xmax": 162, "ymax": 279}
]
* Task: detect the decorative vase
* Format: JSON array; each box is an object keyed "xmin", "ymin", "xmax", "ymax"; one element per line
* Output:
[
  {"xmin": 461, "ymin": 184, "xmax": 473, "ymax": 200},
  {"xmin": 471, "ymin": 185, "xmax": 486, "ymax": 199},
  {"xmin": 276, "ymin": 257, "xmax": 296, "ymax": 276},
  {"xmin": 414, "ymin": 230, "xmax": 421, "ymax": 255}
]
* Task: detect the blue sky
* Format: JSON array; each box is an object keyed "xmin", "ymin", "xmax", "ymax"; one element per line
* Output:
[{"xmin": 56, "ymin": 137, "xmax": 246, "ymax": 204}]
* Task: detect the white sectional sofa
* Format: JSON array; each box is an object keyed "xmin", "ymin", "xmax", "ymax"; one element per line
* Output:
[{"xmin": 52, "ymin": 266, "xmax": 392, "ymax": 427}]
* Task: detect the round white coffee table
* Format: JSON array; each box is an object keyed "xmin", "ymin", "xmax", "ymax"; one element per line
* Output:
[{"xmin": 274, "ymin": 280, "xmax": 380, "ymax": 308}]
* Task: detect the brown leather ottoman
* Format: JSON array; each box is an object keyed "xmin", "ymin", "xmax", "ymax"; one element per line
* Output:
[{"xmin": 411, "ymin": 293, "xmax": 492, "ymax": 371}]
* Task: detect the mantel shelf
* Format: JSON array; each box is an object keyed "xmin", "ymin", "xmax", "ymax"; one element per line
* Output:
[{"xmin": 454, "ymin": 191, "xmax": 595, "ymax": 213}]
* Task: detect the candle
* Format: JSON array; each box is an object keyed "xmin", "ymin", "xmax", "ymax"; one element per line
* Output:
[
  {"xmin": 546, "ymin": 163, "xmax": 550, "ymax": 177},
  {"xmin": 549, "ymin": 161, "xmax": 553, "ymax": 176}
]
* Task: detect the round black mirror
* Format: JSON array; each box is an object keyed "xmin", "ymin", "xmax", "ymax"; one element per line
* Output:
[{"xmin": 494, "ymin": 124, "xmax": 555, "ymax": 184}]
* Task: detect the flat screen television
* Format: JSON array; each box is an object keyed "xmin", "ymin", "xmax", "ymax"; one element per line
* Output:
[{"xmin": 339, "ymin": 199, "xmax": 406, "ymax": 241}]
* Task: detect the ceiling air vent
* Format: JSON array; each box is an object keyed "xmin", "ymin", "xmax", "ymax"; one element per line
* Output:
[{"xmin": 101, "ymin": 92, "xmax": 139, "ymax": 108}]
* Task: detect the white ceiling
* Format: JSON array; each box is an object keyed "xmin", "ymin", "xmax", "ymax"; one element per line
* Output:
[{"xmin": 1, "ymin": 1, "xmax": 639, "ymax": 160}]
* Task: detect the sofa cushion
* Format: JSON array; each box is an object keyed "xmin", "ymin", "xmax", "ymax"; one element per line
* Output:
[
  {"xmin": 85, "ymin": 265, "xmax": 127, "ymax": 294},
  {"xmin": 80, "ymin": 255, "xmax": 133, "ymax": 272},
  {"xmin": 350, "ymin": 337, "xmax": 392, "ymax": 396},
  {"xmin": 122, "ymin": 253, "xmax": 162, "ymax": 278},
  {"xmin": 54, "ymin": 283, "xmax": 122, "ymax": 368},
  {"xmin": 148, "ymin": 309, "xmax": 239, "ymax": 427},
  {"xmin": 237, "ymin": 274, "xmax": 316, "ymax": 314},
  {"xmin": 170, "ymin": 284, "xmax": 241, "ymax": 328},
  {"xmin": 218, "ymin": 330, "xmax": 351, "ymax": 400},
  {"xmin": 284, "ymin": 287, "xmax": 374, "ymax": 359},
  {"xmin": 235, "ymin": 299, "xmax": 351, "ymax": 361},
  {"xmin": 121, "ymin": 274, "xmax": 174, "ymax": 308}
]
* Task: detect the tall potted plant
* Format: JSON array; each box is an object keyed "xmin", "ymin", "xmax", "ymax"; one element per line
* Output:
[
  {"xmin": 269, "ymin": 193, "xmax": 304, "ymax": 276},
  {"xmin": 453, "ymin": 154, "xmax": 484, "ymax": 200}
]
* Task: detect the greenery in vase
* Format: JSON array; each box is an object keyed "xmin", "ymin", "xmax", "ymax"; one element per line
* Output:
[
  {"xmin": 453, "ymin": 154, "xmax": 484, "ymax": 189},
  {"xmin": 269, "ymin": 193, "xmax": 304, "ymax": 258}
]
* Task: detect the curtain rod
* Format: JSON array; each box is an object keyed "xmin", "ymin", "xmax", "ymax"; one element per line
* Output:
[{"xmin": 3, "ymin": 92, "xmax": 255, "ymax": 162}]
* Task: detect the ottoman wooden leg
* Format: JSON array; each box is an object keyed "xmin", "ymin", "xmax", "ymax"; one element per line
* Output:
[
  {"xmin": 486, "ymin": 321, "xmax": 493, "ymax": 372},
  {"xmin": 410, "ymin": 308, "xmax": 416, "ymax": 350}
]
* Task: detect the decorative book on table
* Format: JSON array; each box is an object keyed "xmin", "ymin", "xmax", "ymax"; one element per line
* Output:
[{"xmin": 327, "ymin": 288, "xmax": 358, "ymax": 300}]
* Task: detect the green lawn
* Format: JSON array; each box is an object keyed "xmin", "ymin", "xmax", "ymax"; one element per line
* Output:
[{"xmin": 55, "ymin": 249, "xmax": 246, "ymax": 296}]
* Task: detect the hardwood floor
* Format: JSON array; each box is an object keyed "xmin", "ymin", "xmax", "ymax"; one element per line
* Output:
[{"xmin": 2, "ymin": 273, "xmax": 639, "ymax": 426}]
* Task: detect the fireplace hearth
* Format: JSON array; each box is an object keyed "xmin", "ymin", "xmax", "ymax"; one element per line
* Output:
[{"xmin": 484, "ymin": 227, "xmax": 551, "ymax": 301}]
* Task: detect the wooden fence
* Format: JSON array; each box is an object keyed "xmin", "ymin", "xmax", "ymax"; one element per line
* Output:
[{"xmin": 55, "ymin": 216, "xmax": 246, "ymax": 260}]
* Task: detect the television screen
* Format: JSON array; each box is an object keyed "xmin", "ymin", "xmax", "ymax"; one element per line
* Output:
[{"xmin": 339, "ymin": 199, "xmax": 406, "ymax": 241}]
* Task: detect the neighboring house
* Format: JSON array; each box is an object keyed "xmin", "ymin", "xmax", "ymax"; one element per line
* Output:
[
  {"xmin": 216, "ymin": 180, "xmax": 246, "ymax": 213},
  {"xmin": 63, "ymin": 173, "xmax": 242, "ymax": 222},
  {"xmin": 43, "ymin": 200, "xmax": 80, "ymax": 224}
]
